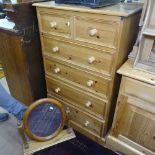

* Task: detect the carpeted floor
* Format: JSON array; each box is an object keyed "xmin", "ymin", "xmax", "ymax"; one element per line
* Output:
[{"xmin": 34, "ymin": 131, "xmax": 117, "ymax": 155}]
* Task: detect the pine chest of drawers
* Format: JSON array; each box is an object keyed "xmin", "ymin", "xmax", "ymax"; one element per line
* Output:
[{"xmin": 33, "ymin": 1, "xmax": 142, "ymax": 144}]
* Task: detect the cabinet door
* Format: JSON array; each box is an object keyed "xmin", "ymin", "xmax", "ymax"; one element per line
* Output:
[{"xmin": 112, "ymin": 95, "xmax": 155, "ymax": 152}]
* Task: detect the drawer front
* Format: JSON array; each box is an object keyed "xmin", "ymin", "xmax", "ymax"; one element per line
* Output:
[
  {"xmin": 39, "ymin": 12, "xmax": 71, "ymax": 38},
  {"xmin": 42, "ymin": 37, "xmax": 114, "ymax": 76},
  {"xmin": 75, "ymin": 16, "xmax": 119, "ymax": 48},
  {"xmin": 121, "ymin": 77, "xmax": 155, "ymax": 104},
  {"xmin": 62, "ymin": 101, "xmax": 104, "ymax": 136},
  {"xmin": 46, "ymin": 76, "xmax": 106, "ymax": 119},
  {"xmin": 68, "ymin": 121, "xmax": 101, "ymax": 143},
  {"xmin": 45, "ymin": 58, "xmax": 110, "ymax": 98}
]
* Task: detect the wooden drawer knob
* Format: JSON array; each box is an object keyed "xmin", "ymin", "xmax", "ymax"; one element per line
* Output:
[
  {"xmin": 50, "ymin": 21, "xmax": 57, "ymax": 28},
  {"xmin": 84, "ymin": 121, "xmax": 90, "ymax": 127},
  {"xmin": 88, "ymin": 56, "xmax": 95, "ymax": 64},
  {"xmin": 89, "ymin": 29, "xmax": 98, "ymax": 36},
  {"xmin": 54, "ymin": 87, "xmax": 61, "ymax": 93},
  {"xmin": 87, "ymin": 80, "xmax": 94, "ymax": 87},
  {"xmin": 54, "ymin": 67, "xmax": 60, "ymax": 74},
  {"xmin": 66, "ymin": 107, "xmax": 70, "ymax": 114},
  {"xmin": 52, "ymin": 47, "xmax": 59, "ymax": 52},
  {"xmin": 66, "ymin": 21, "xmax": 70, "ymax": 27},
  {"xmin": 85, "ymin": 101, "xmax": 92, "ymax": 108}
]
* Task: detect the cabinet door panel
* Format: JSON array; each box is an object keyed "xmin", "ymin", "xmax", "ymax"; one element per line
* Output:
[{"xmin": 113, "ymin": 95, "xmax": 155, "ymax": 152}]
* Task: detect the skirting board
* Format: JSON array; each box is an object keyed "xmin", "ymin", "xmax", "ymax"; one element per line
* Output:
[
  {"xmin": 106, "ymin": 135, "xmax": 155, "ymax": 155},
  {"xmin": 23, "ymin": 128, "xmax": 76, "ymax": 155}
]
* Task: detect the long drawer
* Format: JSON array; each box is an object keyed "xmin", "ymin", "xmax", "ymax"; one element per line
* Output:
[
  {"xmin": 48, "ymin": 93, "xmax": 105, "ymax": 136},
  {"xmin": 44, "ymin": 58, "xmax": 111, "ymax": 98},
  {"xmin": 46, "ymin": 75, "xmax": 106, "ymax": 119},
  {"xmin": 63, "ymin": 102, "xmax": 104, "ymax": 136},
  {"xmin": 42, "ymin": 36, "xmax": 115, "ymax": 76}
]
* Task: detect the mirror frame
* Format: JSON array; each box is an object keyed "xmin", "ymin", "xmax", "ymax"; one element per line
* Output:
[{"xmin": 23, "ymin": 98, "xmax": 66, "ymax": 142}]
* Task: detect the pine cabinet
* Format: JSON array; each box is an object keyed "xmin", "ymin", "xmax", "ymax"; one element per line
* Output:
[{"xmin": 107, "ymin": 60, "xmax": 155, "ymax": 155}]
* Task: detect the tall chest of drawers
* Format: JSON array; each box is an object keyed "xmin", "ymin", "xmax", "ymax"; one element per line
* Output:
[{"xmin": 33, "ymin": 1, "xmax": 142, "ymax": 144}]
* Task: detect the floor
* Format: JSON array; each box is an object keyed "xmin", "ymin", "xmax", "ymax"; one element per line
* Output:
[
  {"xmin": 0, "ymin": 77, "xmax": 23, "ymax": 155},
  {"xmin": 0, "ymin": 107, "xmax": 23, "ymax": 155},
  {"xmin": 0, "ymin": 77, "xmax": 117, "ymax": 155},
  {"xmin": 34, "ymin": 132, "xmax": 117, "ymax": 155}
]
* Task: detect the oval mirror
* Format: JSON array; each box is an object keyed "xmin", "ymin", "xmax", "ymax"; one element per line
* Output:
[{"xmin": 23, "ymin": 98, "xmax": 65, "ymax": 141}]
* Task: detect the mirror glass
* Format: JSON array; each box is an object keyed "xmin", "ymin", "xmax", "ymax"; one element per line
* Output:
[{"xmin": 27, "ymin": 102, "xmax": 62, "ymax": 137}]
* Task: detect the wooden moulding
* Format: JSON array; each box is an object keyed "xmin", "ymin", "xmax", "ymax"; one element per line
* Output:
[{"xmin": 106, "ymin": 135, "xmax": 155, "ymax": 155}]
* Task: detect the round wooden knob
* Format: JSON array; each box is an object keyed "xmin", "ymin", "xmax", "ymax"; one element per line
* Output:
[
  {"xmin": 87, "ymin": 80, "xmax": 94, "ymax": 87},
  {"xmin": 89, "ymin": 29, "xmax": 98, "ymax": 36},
  {"xmin": 84, "ymin": 121, "xmax": 90, "ymax": 127},
  {"xmin": 66, "ymin": 21, "xmax": 70, "ymax": 27},
  {"xmin": 54, "ymin": 67, "xmax": 60, "ymax": 74},
  {"xmin": 52, "ymin": 47, "xmax": 59, "ymax": 53},
  {"xmin": 88, "ymin": 56, "xmax": 95, "ymax": 64},
  {"xmin": 55, "ymin": 87, "xmax": 61, "ymax": 93},
  {"xmin": 85, "ymin": 101, "xmax": 92, "ymax": 108},
  {"xmin": 50, "ymin": 21, "xmax": 57, "ymax": 28}
]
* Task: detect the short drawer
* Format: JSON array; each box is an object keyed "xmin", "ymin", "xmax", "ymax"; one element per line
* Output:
[
  {"xmin": 62, "ymin": 101, "xmax": 104, "ymax": 136},
  {"xmin": 39, "ymin": 12, "xmax": 72, "ymax": 38},
  {"xmin": 44, "ymin": 58, "xmax": 111, "ymax": 98},
  {"xmin": 42, "ymin": 36, "xmax": 115, "ymax": 76},
  {"xmin": 75, "ymin": 16, "xmax": 119, "ymax": 49},
  {"xmin": 46, "ymin": 76, "xmax": 106, "ymax": 119},
  {"xmin": 121, "ymin": 77, "xmax": 155, "ymax": 104}
]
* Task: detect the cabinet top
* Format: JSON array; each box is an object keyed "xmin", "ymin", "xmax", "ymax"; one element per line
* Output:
[
  {"xmin": 117, "ymin": 60, "xmax": 155, "ymax": 86},
  {"xmin": 33, "ymin": 1, "xmax": 142, "ymax": 17}
]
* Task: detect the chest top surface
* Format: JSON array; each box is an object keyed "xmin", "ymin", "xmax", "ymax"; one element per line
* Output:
[
  {"xmin": 117, "ymin": 60, "xmax": 155, "ymax": 86},
  {"xmin": 33, "ymin": 1, "xmax": 142, "ymax": 17}
]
